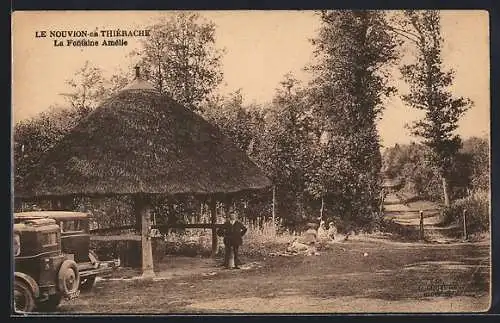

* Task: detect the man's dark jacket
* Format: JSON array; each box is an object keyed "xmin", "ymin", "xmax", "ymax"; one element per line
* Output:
[{"xmin": 217, "ymin": 220, "xmax": 247, "ymax": 246}]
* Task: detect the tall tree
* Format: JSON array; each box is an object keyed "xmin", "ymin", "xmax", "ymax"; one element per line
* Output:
[
  {"xmin": 202, "ymin": 90, "xmax": 257, "ymax": 152},
  {"xmin": 308, "ymin": 10, "xmax": 399, "ymax": 230},
  {"xmin": 60, "ymin": 60, "xmax": 108, "ymax": 116},
  {"xmin": 254, "ymin": 74, "xmax": 313, "ymax": 227},
  {"xmin": 399, "ymin": 10, "xmax": 473, "ymax": 206},
  {"xmin": 133, "ymin": 12, "xmax": 224, "ymax": 112}
]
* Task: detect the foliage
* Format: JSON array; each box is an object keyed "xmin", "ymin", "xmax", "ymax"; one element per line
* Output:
[
  {"xmin": 307, "ymin": 10, "xmax": 399, "ymax": 230},
  {"xmin": 163, "ymin": 231, "xmax": 215, "ymax": 257},
  {"xmin": 262, "ymin": 75, "xmax": 311, "ymax": 185},
  {"xmin": 75, "ymin": 196, "xmax": 136, "ymax": 228},
  {"xmin": 133, "ymin": 12, "xmax": 224, "ymax": 112},
  {"xmin": 61, "ymin": 60, "xmax": 108, "ymax": 113},
  {"xmin": 442, "ymin": 191, "xmax": 489, "ymax": 233},
  {"xmin": 382, "ymin": 142, "xmax": 441, "ymax": 200},
  {"xmin": 398, "ymin": 10, "xmax": 473, "ymax": 206},
  {"xmin": 14, "ymin": 106, "xmax": 90, "ymax": 191},
  {"xmin": 14, "ymin": 62, "xmax": 131, "ymax": 193},
  {"xmin": 460, "ymin": 136, "xmax": 490, "ymax": 192},
  {"xmin": 257, "ymin": 74, "xmax": 315, "ymax": 227},
  {"xmin": 162, "ymin": 220, "xmax": 295, "ymax": 258},
  {"xmin": 243, "ymin": 220, "xmax": 296, "ymax": 257},
  {"xmin": 382, "ymin": 136, "xmax": 489, "ymax": 201},
  {"xmin": 202, "ymin": 90, "xmax": 265, "ymax": 153},
  {"xmin": 60, "ymin": 61, "xmax": 132, "ymax": 112},
  {"xmin": 203, "ymin": 74, "xmax": 316, "ymax": 229}
]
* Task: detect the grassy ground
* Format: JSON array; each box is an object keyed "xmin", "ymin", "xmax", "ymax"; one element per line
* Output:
[{"xmin": 48, "ymin": 195, "xmax": 490, "ymax": 314}]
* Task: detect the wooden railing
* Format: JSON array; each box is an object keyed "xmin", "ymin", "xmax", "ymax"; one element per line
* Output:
[{"xmin": 89, "ymin": 223, "xmax": 226, "ymax": 234}]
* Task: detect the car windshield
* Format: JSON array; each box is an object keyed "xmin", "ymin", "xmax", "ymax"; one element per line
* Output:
[{"xmin": 61, "ymin": 220, "xmax": 84, "ymax": 232}]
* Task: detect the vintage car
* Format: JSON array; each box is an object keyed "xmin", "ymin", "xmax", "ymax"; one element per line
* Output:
[
  {"xmin": 14, "ymin": 211, "xmax": 120, "ymax": 292},
  {"xmin": 13, "ymin": 217, "xmax": 80, "ymax": 312}
]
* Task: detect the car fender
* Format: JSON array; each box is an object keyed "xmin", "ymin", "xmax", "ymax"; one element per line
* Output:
[{"xmin": 14, "ymin": 272, "xmax": 40, "ymax": 298}]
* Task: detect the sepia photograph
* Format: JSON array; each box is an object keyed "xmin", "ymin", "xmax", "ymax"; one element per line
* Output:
[{"xmin": 11, "ymin": 10, "xmax": 491, "ymax": 314}]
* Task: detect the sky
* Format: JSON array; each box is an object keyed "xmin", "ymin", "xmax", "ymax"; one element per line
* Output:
[{"xmin": 12, "ymin": 10, "xmax": 490, "ymax": 148}]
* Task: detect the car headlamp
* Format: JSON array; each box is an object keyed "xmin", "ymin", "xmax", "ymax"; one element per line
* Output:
[{"xmin": 13, "ymin": 233, "xmax": 20, "ymax": 256}]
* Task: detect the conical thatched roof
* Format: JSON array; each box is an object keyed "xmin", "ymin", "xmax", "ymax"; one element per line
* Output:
[{"xmin": 16, "ymin": 76, "xmax": 271, "ymax": 198}]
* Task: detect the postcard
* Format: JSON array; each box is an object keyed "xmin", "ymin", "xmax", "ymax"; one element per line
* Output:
[{"xmin": 11, "ymin": 10, "xmax": 491, "ymax": 314}]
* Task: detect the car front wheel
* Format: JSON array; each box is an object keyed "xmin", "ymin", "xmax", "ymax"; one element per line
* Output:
[
  {"xmin": 14, "ymin": 279, "xmax": 35, "ymax": 313},
  {"xmin": 58, "ymin": 260, "xmax": 80, "ymax": 297}
]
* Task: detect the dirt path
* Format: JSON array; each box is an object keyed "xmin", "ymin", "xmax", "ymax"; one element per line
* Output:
[
  {"xmin": 383, "ymin": 193, "xmax": 462, "ymax": 243},
  {"xmin": 45, "ymin": 194, "xmax": 490, "ymax": 314}
]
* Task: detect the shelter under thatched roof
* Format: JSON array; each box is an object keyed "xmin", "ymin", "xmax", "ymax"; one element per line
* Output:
[
  {"xmin": 15, "ymin": 69, "xmax": 272, "ymax": 278},
  {"xmin": 15, "ymin": 75, "xmax": 271, "ymax": 198}
]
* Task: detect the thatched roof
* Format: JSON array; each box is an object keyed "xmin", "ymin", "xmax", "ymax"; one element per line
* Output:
[{"xmin": 16, "ymin": 78, "xmax": 271, "ymax": 198}]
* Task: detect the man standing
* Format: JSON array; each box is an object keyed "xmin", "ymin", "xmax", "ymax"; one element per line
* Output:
[{"xmin": 217, "ymin": 212, "xmax": 247, "ymax": 269}]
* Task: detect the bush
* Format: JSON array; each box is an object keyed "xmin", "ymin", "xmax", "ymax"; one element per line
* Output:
[
  {"xmin": 164, "ymin": 231, "xmax": 218, "ymax": 257},
  {"xmin": 161, "ymin": 220, "xmax": 296, "ymax": 258},
  {"xmin": 442, "ymin": 191, "xmax": 489, "ymax": 233},
  {"xmin": 243, "ymin": 220, "xmax": 295, "ymax": 256}
]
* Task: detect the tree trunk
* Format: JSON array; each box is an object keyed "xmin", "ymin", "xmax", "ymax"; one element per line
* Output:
[
  {"xmin": 441, "ymin": 175, "xmax": 450, "ymax": 207},
  {"xmin": 296, "ymin": 190, "xmax": 305, "ymax": 234},
  {"xmin": 210, "ymin": 198, "xmax": 217, "ymax": 258},
  {"xmin": 296, "ymin": 191, "xmax": 304, "ymax": 219}
]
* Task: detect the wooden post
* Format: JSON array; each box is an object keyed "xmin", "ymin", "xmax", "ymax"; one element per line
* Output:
[
  {"xmin": 210, "ymin": 197, "xmax": 217, "ymax": 258},
  {"xmin": 135, "ymin": 195, "xmax": 155, "ymax": 279},
  {"xmin": 379, "ymin": 189, "xmax": 385, "ymax": 215},
  {"xmin": 199, "ymin": 202, "xmax": 204, "ymax": 223},
  {"xmin": 320, "ymin": 196, "xmax": 324, "ymax": 221},
  {"xmin": 224, "ymin": 197, "xmax": 235, "ymax": 268},
  {"xmin": 463, "ymin": 209, "xmax": 468, "ymax": 241},
  {"xmin": 272, "ymin": 185, "xmax": 276, "ymax": 226},
  {"xmin": 419, "ymin": 210, "xmax": 424, "ymax": 241},
  {"xmin": 228, "ymin": 247, "xmax": 235, "ymax": 269}
]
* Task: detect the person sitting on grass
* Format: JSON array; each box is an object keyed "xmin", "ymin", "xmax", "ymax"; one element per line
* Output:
[{"xmin": 217, "ymin": 211, "xmax": 247, "ymax": 269}]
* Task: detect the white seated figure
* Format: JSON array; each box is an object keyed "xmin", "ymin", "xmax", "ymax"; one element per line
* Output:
[{"xmin": 327, "ymin": 222, "xmax": 337, "ymax": 240}]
